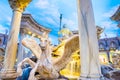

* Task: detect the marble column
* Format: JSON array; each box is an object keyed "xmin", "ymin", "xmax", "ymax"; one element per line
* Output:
[
  {"xmin": 0, "ymin": 0, "xmax": 31, "ymax": 79},
  {"xmin": 77, "ymin": 0, "xmax": 102, "ymax": 80},
  {"xmin": 106, "ymin": 51, "xmax": 111, "ymax": 63},
  {"xmin": 17, "ymin": 28, "xmax": 26, "ymax": 64}
]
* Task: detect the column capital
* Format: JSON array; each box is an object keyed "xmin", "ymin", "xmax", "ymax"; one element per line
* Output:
[{"xmin": 8, "ymin": 0, "xmax": 32, "ymax": 12}]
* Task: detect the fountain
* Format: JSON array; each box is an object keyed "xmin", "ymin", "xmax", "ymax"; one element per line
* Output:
[
  {"xmin": 16, "ymin": 34, "xmax": 79, "ymax": 79},
  {"xmin": 60, "ymin": 50, "xmax": 80, "ymax": 79},
  {"xmin": 0, "ymin": 0, "xmax": 103, "ymax": 79}
]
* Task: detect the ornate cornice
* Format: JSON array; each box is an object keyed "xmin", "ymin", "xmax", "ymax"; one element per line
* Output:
[
  {"xmin": 21, "ymin": 14, "xmax": 51, "ymax": 33},
  {"xmin": 96, "ymin": 26, "xmax": 103, "ymax": 39},
  {"xmin": 8, "ymin": 0, "xmax": 32, "ymax": 12},
  {"xmin": 20, "ymin": 14, "xmax": 51, "ymax": 38},
  {"xmin": 111, "ymin": 6, "xmax": 120, "ymax": 21},
  {"xmin": 72, "ymin": 26, "xmax": 103, "ymax": 39}
]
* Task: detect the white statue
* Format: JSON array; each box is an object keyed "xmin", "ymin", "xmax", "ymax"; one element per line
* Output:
[{"xmin": 17, "ymin": 35, "xmax": 79, "ymax": 79}]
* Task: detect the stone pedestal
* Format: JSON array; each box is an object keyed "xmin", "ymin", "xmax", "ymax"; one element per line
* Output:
[
  {"xmin": 0, "ymin": 0, "xmax": 31, "ymax": 79},
  {"xmin": 77, "ymin": 0, "xmax": 102, "ymax": 80},
  {"xmin": 0, "ymin": 69, "xmax": 17, "ymax": 80}
]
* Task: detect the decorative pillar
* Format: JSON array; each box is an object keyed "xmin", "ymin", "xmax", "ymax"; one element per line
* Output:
[
  {"xmin": 17, "ymin": 28, "xmax": 26, "ymax": 64},
  {"xmin": 0, "ymin": 0, "xmax": 31, "ymax": 79},
  {"xmin": 106, "ymin": 51, "xmax": 111, "ymax": 63},
  {"xmin": 77, "ymin": 0, "xmax": 102, "ymax": 80}
]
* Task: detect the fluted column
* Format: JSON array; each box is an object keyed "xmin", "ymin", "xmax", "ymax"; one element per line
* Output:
[
  {"xmin": 17, "ymin": 28, "xmax": 26, "ymax": 64},
  {"xmin": 77, "ymin": 0, "xmax": 102, "ymax": 80},
  {"xmin": 0, "ymin": 0, "xmax": 31, "ymax": 79}
]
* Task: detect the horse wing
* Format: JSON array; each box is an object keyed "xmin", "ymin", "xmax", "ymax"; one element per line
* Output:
[{"xmin": 52, "ymin": 35, "xmax": 79, "ymax": 71}]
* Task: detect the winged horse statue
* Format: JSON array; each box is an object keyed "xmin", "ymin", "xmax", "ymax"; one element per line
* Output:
[{"xmin": 17, "ymin": 35, "xmax": 79, "ymax": 80}]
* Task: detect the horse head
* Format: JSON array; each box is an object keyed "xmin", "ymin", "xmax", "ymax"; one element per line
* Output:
[{"xmin": 39, "ymin": 33, "xmax": 51, "ymax": 51}]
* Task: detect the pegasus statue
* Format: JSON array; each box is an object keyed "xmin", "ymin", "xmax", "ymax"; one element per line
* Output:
[{"xmin": 17, "ymin": 35, "xmax": 79, "ymax": 80}]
